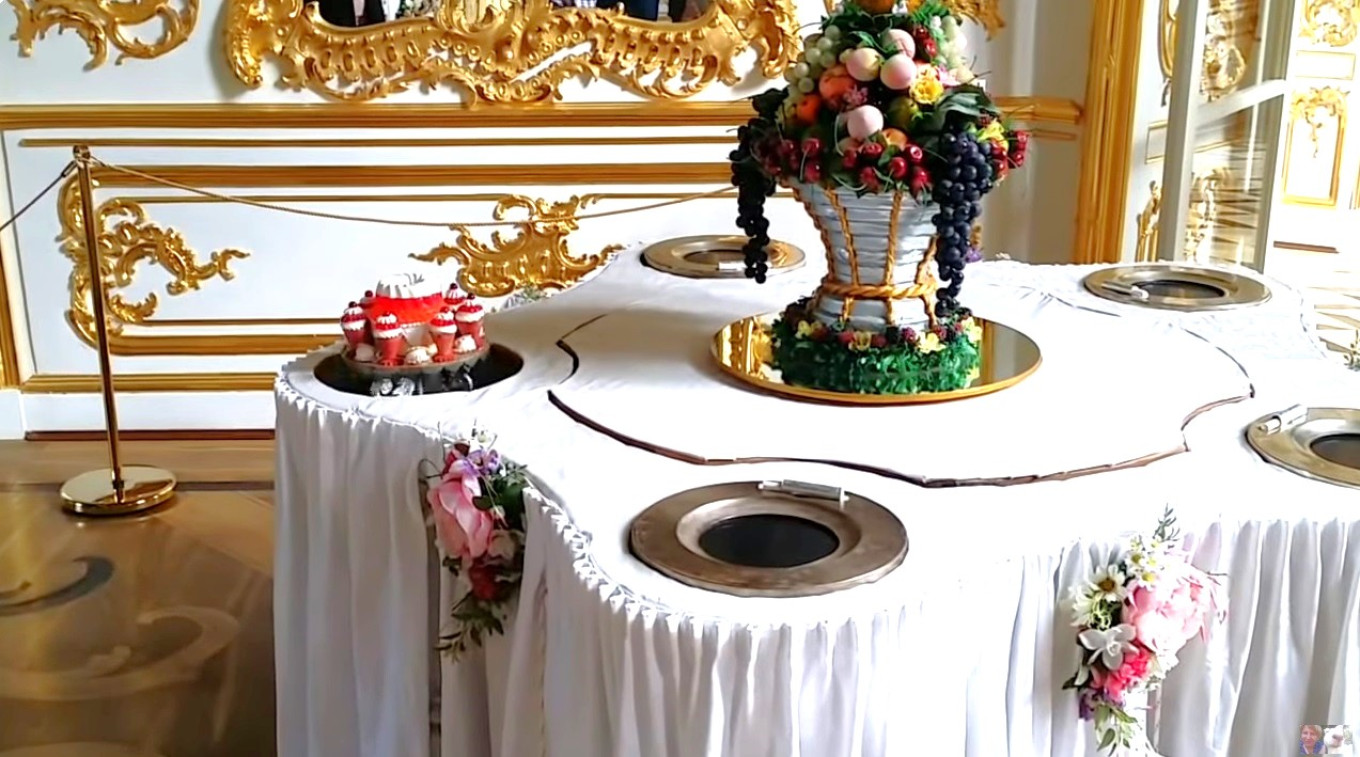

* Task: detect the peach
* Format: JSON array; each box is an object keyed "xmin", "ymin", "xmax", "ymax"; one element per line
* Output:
[
  {"xmin": 818, "ymin": 66, "xmax": 855, "ymax": 104},
  {"xmin": 844, "ymin": 106, "xmax": 884, "ymax": 141},
  {"xmin": 845, "ymin": 48, "xmax": 882, "ymax": 82}
]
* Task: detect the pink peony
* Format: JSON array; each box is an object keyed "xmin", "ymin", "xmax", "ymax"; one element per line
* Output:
[
  {"xmin": 1125, "ymin": 572, "xmax": 1215, "ymax": 654},
  {"xmin": 428, "ymin": 474, "xmax": 497, "ymax": 561}
]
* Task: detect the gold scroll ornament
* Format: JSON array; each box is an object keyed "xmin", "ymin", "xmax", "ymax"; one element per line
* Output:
[
  {"xmin": 225, "ymin": 0, "xmax": 800, "ymax": 103},
  {"xmin": 58, "ymin": 173, "xmax": 248, "ymax": 348},
  {"xmin": 410, "ymin": 194, "xmax": 621, "ymax": 296},
  {"xmin": 1157, "ymin": 0, "xmax": 1250, "ymax": 103},
  {"xmin": 6, "ymin": 0, "xmax": 198, "ymax": 67},
  {"xmin": 1302, "ymin": 0, "xmax": 1360, "ymax": 47}
]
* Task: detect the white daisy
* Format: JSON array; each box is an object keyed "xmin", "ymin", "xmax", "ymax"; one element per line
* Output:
[
  {"xmin": 1068, "ymin": 586, "xmax": 1098, "ymax": 627},
  {"xmin": 1089, "ymin": 565, "xmax": 1129, "ymax": 603}
]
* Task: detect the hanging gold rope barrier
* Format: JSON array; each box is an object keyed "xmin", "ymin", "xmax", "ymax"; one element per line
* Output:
[
  {"xmin": 20, "ymin": 147, "xmax": 741, "ymax": 517},
  {"xmin": 91, "ymin": 160, "xmax": 738, "ymax": 228}
]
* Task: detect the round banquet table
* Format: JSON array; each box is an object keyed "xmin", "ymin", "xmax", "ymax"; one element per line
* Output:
[{"xmin": 274, "ymin": 252, "xmax": 1360, "ymax": 757}]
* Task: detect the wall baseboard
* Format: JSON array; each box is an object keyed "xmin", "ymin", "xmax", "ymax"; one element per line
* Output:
[{"xmin": 24, "ymin": 429, "xmax": 275, "ymax": 442}]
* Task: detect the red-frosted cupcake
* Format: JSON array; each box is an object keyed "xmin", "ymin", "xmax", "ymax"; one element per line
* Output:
[
  {"xmin": 359, "ymin": 290, "xmax": 376, "ymax": 309},
  {"xmin": 340, "ymin": 302, "xmax": 368, "ymax": 350},
  {"xmin": 456, "ymin": 302, "xmax": 485, "ymax": 343},
  {"xmin": 443, "ymin": 284, "xmax": 467, "ymax": 310},
  {"xmin": 429, "ymin": 308, "xmax": 460, "ymax": 362},
  {"xmin": 372, "ymin": 313, "xmax": 405, "ymax": 366}
]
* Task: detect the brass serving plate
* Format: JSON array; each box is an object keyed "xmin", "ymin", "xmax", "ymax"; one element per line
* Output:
[
  {"xmin": 1246, "ymin": 406, "xmax": 1360, "ymax": 488},
  {"xmin": 629, "ymin": 481, "xmax": 907, "ymax": 598},
  {"xmin": 642, "ymin": 235, "xmax": 805, "ymax": 279},
  {"xmin": 1083, "ymin": 263, "xmax": 1271, "ymax": 311},
  {"xmin": 711, "ymin": 313, "xmax": 1041, "ymax": 406}
]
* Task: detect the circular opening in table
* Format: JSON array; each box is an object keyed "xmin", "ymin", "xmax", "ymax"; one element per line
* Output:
[
  {"xmin": 1310, "ymin": 433, "xmax": 1360, "ymax": 470},
  {"xmin": 1135, "ymin": 279, "xmax": 1228, "ymax": 299},
  {"xmin": 697, "ymin": 513, "xmax": 839, "ymax": 568},
  {"xmin": 683, "ymin": 247, "xmax": 743, "ymax": 266},
  {"xmin": 313, "ymin": 343, "xmax": 523, "ymax": 396}
]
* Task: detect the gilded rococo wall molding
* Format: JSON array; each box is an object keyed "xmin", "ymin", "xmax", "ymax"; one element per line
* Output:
[
  {"xmin": 1157, "ymin": 0, "xmax": 1250, "ymax": 104},
  {"xmin": 57, "ymin": 173, "xmax": 248, "ymax": 348},
  {"xmin": 1133, "ymin": 171, "xmax": 1228, "ymax": 264},
  {"xmin": 1301, "ymin": 0, "xmax": 1360, "ymax": 47},
  {"xmin": 58, "ymin": 174, "xmax": 618, "ymax": 350},
  {"xmin": 410, "ymin": 194, "xmax": 621, "ymax": 295},
  {"xmin": 224, "ymin": 0, "xmax": 800, "ymax": 103},
  {"xmin": 6, "ymin": 0, "xmax": 197, "ymax": 67},
  {"xmin": 1290, "ymin": 84, "xmax": 1347, "ymax": 157}
]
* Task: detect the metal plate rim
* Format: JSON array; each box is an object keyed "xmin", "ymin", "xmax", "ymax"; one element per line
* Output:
[
  {"xmin": 629, "ymin": 481, "xmax": 908, "ymax": 598},
  {"xmin": 1083, "ymin": 263, "xmax": 1271, "ymax": 311},
  {"xmin": 1245, "ymin": 406, "xmax": 1360, "ymax": 488},
  {"xmin": 641, "ymin": 235, "xmax": 806, "ymax": 279}
]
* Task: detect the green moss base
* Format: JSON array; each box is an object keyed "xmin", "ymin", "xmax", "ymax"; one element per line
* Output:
[{"xmin": 770, "ymin": 309, "xmax": 982, "ymax": 395}]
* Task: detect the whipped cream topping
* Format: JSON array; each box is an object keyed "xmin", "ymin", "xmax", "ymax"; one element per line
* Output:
[
  {"xmin": 341, "ymin": 304, "xmax": 367, "ymax": 330},
  {"xmin": 430, "ymin": 312, "xmax": 460, "ymax": 334},
  {"xmin": 454, "ymin": 335, "xmax": 478, "ymax": 353},
  {"xmin": 403, "ymin": 346, "xmax": 433, "ymax": 365},
  {"xmin": 353, "ymin": 343, "xmax": 377, "ymax": 362},
  {"xmin": 375, "ymin": 273, "xmax": 441, "ymax": 300}
]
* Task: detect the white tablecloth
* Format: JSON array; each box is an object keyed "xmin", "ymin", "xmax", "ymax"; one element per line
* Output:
[{"xmin": 274, "ymin": 253, "xmax": 1360, "ymax": 757}]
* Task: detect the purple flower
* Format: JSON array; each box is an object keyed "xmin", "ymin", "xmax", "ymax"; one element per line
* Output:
[
  {"xmin": 466, "ymin": 448, "xmax": 501, "ymax": 475},
  {"xmin": 964, "ymin": 246, "xmax": 983, "ymax": 264},
  {"xmin": 1078, "ymin": 688, "xmax": 1097, "ymax": 720}
]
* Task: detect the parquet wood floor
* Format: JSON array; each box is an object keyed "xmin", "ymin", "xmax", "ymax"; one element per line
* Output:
[{"xmin": 0, "ymin": 440, "xmax": 277, "ymax": 757}]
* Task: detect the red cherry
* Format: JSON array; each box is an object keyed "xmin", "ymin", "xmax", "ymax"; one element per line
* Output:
[
  {"xmin": 859, "ymin": 166, "xmax": 880, "ymax": 187},
  {"xmin": 837, "ymin": 330, "xmax": 856, "ymax": 345},
  {"xmin": 802, "ymin": 137, "xmax": 824, "ymax": 155},
  {"xmin": 887, "ymin": 157, "xmax": 908, "ymax": 180},
  {"xmin": 870, "ymin": 334, "xmax": 887, "ymax": 348},
  {"xmin": 861, "ymin": 142, "xmax": 885, "ymax": 160},
  {"xmin": 778, "ymin": 139, "xmax": 798, "ymax": 158},
  {"xmin": 906, "ymin": 144, "xmax": 924, "ymax": 163},
  {"xmin": 803, "ymin": 163, "xmax": 823, "ymax": 183},
  {"xmin": 903, "ymin": 327, "xmax": 917, "ymax": 343},
  {"xmin": 842, "ymin": 149, "xmax": 860, "ymax": 169}
]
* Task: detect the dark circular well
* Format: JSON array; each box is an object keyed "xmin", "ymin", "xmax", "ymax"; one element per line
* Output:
[
  {"xmin": 1311, "ymin": 433, "xmax": 1360, "ymax": 470},
  {"xmin": 684, "ymin": 249, "xmax": 743, "ymax": 266},
  {"xmin": 1136, "ymin": 279, "xmax": 1227, "ymax": 299},
  {"xmin": 697, "ymin": 514, "xmax": 839, "ymax": 568},
  {"xmin": 313, "ymin": 344, "xmax": 523, "ymax": 396}
]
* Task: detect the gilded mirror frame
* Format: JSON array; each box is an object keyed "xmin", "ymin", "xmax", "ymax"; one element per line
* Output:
[{"xmin": 225, "ymin": 0, "xmax": 802, "ymax": 103}]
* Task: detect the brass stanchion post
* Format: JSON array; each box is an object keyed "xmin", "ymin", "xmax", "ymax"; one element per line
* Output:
[{"xmin": 60, "ymin": 146, "xmax": 176, "ymax": 516}]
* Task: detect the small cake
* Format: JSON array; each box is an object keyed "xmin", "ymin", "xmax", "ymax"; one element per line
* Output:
[
  {"xmin": 456, "ymin": 302, "xmax": 485, "ymax": 343},
  {"xmin": 359, "ymin": 290, "xmax": 376, "ymax": 309},
  {"xmin": 340, "ymin": 302, "xmax": 367, "ymax": 349},
  {"xmin": 443, "ymin": 284, "xmax": 467, "ymax": 310},
  {"xmin": 372, "ymin": 313, "xmax": 405, "ymax": 366},
  {"xmin": 429, "ymin": 308, "xmax": 460, "ymax": 361}
]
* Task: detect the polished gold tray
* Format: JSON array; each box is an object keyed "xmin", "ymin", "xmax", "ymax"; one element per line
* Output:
[
  {"xmin": 629, "ymin": 480, "xmax": 907, "ymax": 598},
  {"xmin": 1083, "ymin": 263, "xmax": 1270, "ymax": 311},
  {"xmin": 1246, "ymin": 405, "xmax": 1360, "ymax": 488},
  {"xmin": 641, "ymin": 235, "xmax": 805, "ymax": 279},
  {"xmin": 711, "ymin": 313, "xmax": 1041, "ymax": 406}
]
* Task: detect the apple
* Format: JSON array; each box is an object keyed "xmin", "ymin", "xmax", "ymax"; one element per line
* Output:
[{"xmin": 845, "ymin": 48, "xmax": 883, "ymax": 82}]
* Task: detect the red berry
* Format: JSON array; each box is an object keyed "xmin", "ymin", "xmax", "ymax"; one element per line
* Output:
[
  {"xmin": 903, "ymin": 327, "xmax": 917, "ymax": 343},
  {"xmin": 921, "ymin": 38, "xmax": 938, "ymax": 60},
  {"xmin": 842, "ymin": 149, "xmax": 860, "ymax": 169},
  {"xmin": 803, "ymin": 163, "xmax": 823, "ymax": 183},
  {"xmin": 859, "ymin": 166, "xmax": 880, "ymax": 187},
  {"xmin": 802, "ymin": 137, "xmax": 823, "ymax": 156},
  {"xmin": 861, "ymin": 142, "xmax": 885, "ymax": 160},
  {"xmin": 906, "ymin": 144, "xmax": 924, "ymax": 163},
  {"xmin": 887, "ymin": 156, "xmax": 908, "ymax": 180},
  {"xmin": 870, "ymin": 334, "xmax": 888, "ymax": 348},
  {"xmin": 838, "ymin": 330, "xmax": 856, "ymax": 345},
  {"xmin": 778, "ymin": 139, "xmax": 797, "ymax": 158}
]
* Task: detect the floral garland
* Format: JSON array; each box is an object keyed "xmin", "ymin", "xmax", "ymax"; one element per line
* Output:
[
  {"xmin": 423, "ymin": 430, "xmax": 529, "ymax": 661},
  {"xmin": 1063, "ymin": 509, "xmax": 1226, "ymax": 754}
]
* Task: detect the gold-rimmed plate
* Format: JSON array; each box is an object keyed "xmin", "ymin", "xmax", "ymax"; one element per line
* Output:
[
  {"xmin": 642, "ymin": 235, "xmax": 806, "ymax": 279},
  {"xmin": 1083, "ymin": 264, "xmax": 1271, "ymax": 311},
  {"xmin": 1246, "ymin": 405, "xmax": 1360, "ymax": 488},
  {"xmin": 629, "ymin": 480, "xmax": 907, "ymax": 598},
  {"xmin": 711, "ymin": 313, "xmax": 1041, "ymax": 406}
]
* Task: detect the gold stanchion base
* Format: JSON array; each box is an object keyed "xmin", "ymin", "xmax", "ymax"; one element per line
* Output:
[{"xmin": 60, "ymin": 466, "xmax": 177, "ymax": 516}]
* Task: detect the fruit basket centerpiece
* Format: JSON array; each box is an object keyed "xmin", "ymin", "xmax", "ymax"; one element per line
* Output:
[{"xmin": 729, "ymin": 0, "xmax": 1029, "ymax": 396}]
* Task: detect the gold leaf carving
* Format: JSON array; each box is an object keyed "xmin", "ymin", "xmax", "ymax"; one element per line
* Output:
[
  {"xmin": 7, "ymin": 0, "xmax": 198, "ymax": 68},
  {"xmin": 58, "ymin": 174, "xmax": 249, "ymax": 347},
  {"xmin": 1135, "ymin": 182, "xmax": 1162, "ymax": 263},
  {"xmin": 1291, "ymin": 85, "xmax": 1348, "ymax": 157},
  {"xmin": 1302, "ymin": 0, "xmax": 1360, "ymax": 47},
  {"xmin": 1133, "ymin": 174, "xmax": 1226, "ymax": 264},
  {"xmin": 1157, "ymin": 0, "xmax": 1250, "ymax": 104},
  {"xmin": 410, "ymin": 194, "xmax": 619, "ymax": 296},
  {"xmin": 224, "ymin": 0, "xmax": 800, "ymax": 103}
]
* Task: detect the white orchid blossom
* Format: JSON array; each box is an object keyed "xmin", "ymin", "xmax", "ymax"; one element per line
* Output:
[{"xmin": 1078, "ymin": 624, "xmax": 1138, "ymax": 670}]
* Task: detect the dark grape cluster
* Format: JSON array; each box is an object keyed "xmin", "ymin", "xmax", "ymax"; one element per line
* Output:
[
  {"xmin": 731, "ymin": 89, "xmax": 784, "ymax": 283},
  {"xmin": 928, "ymin": 127, "xmax": 994, "ymax": 317}
]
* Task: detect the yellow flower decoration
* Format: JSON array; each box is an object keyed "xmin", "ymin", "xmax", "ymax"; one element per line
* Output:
[
  {"xmin": 962, "ymin": 318, "xmax": 983, "ymax": 344},
  {"xmin": 910, "ymin": 67, "xmax": 944, "ymax": 105},
  {"xmin": 796, "ymin": 320, "xmax": 816, "ymax": 338},
  {"xmin": 978, "ymin": 121, "xmax": 1005, "ymax": 144},
  {"xmin": 917, "ymin": 332, "xmax": 944, "ymax": 354},
  {"xmin": 850, "ymin": 331, "xmax": 873, "ymax": 351}
]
